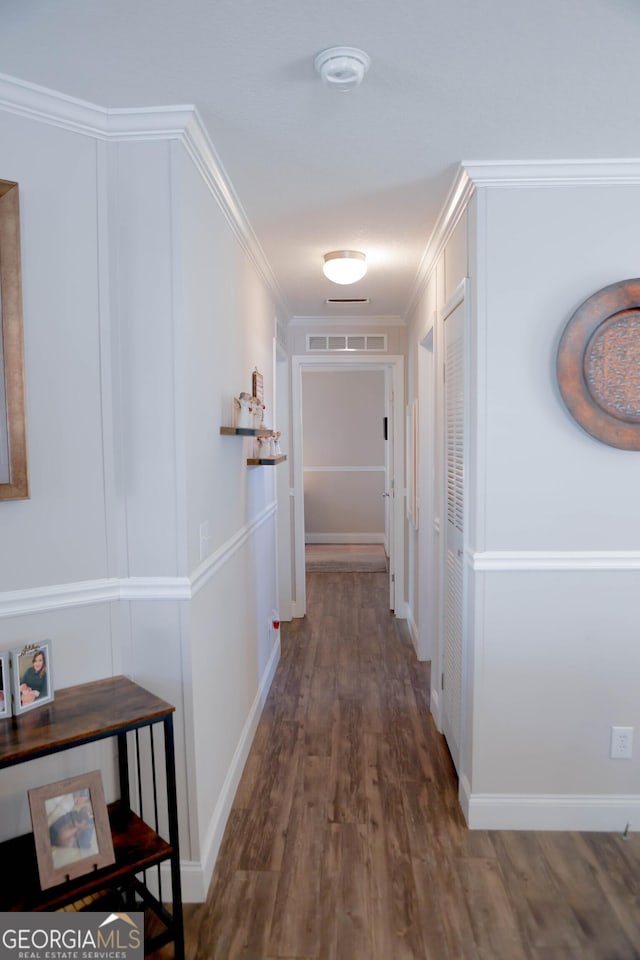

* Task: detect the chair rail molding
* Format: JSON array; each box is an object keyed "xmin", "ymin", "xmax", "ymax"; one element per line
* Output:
[
  {"xmin": 472, "ymin": 549, "xmax": 640, "ymax": 572},
  {"xmin": 0, "ymin": 502, "xmax": 277, "ymax": 618}
]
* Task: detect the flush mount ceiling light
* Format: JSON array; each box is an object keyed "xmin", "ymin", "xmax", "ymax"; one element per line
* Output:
[
  {"xmin": 314, "ymin": 47, "xmax": 371, "ymax": 91},
  {"xmin": 323, "ymin": 250, "xmax": 367, "ymax": 285}
]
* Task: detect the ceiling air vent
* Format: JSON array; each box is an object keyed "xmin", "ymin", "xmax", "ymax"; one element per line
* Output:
[{"xmin": 306, "ymin": 334, "xmax": 388, "ymax": 353}]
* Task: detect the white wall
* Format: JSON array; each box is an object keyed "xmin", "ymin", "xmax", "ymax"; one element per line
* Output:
[
  {"xmin": 0, "ymin": 79, "xmax": 285, "ymax": 900},
  {"xmin": 302, "ymin": 369, "xmax": 385, "ymax": 542},
  {"xmin": 0, "ymin": 110, "xmax": 118, "ymax": 841},
  {"xmin": 408, "ymin": 169, "xmax": 640, "ymax": 830},
  {"xmin": 465, "ymin": 180, "xmax": 640, "ymax": 829}
]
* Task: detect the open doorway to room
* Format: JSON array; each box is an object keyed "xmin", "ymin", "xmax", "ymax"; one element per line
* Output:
[
  {"xmin": 302, "ymin": 367, "xmax": 388, "ymax": 575},
  {"xmin": 291, "ymin": 355, "xmax": 405, "ymax": 619}
]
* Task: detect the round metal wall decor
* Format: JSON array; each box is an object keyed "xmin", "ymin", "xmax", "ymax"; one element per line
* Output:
[{"xmin": 556, "ymin": 278, "xmax": 640, "ymax": 450}]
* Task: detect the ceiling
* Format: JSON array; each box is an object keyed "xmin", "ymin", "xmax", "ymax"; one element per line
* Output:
[{"xmin": 1, "ymin": 0, "xmax": 640, "ymax": 322}]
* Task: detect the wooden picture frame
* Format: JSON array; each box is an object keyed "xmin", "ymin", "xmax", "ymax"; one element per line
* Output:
[
  {"xmin": 28, "ymin": 770, "xmax": 115, "ymax": 890},
  {"xmin": 11, "ymin": 640, "xmax": 54, "ymax": 715},
  {"xmin": 0, "ymin": 652, "xmax": 11, "ymax": 718},
  {"xmin": 252, "ymin": 368, "xmax": 264, "ymax": 405},
  {"xmin": 0, "ymin": 179, "xmax": 29, "ymax": 500}
]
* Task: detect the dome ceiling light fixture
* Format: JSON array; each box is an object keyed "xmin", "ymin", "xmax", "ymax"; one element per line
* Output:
[
  {"xmin": 314, "ymin": 47, "xmax": 371, "ymax": 91},
  {"xmin": 323, "ymin": 250, "xmax": 367, "ymax": 285}
]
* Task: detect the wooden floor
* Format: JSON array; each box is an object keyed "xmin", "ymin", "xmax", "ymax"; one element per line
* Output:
[{"xmin": 181, "ymin": 571, "xmax": 640, "ymax": 960}]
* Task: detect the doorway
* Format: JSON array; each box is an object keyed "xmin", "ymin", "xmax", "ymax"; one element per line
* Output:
[{"xmin": 291, "ymin": 354, "xmax": 405, "ymax": 619}]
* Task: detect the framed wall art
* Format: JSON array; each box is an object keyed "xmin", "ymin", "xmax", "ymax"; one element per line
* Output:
[
  {"xmin": 28, "ymin": 770, "xmax": 115, "ymax": 889},
  {"xmin": 557, "ymin": 278, "xmax": 640, "ymax": 450},
  {"xmin": 11, "ymin": 640, "xmax": 54, "ymax": 715},
  {"xmin": 0, "ymin": 179, "xmax": 29, "ymax": 500},
  {"xmin": 252, "ymin": 367, "xmax": 264, "ymax": 405}
]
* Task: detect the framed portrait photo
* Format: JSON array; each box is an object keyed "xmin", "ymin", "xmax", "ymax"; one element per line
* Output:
[
  {"xmin": 11, "ymin": 640, "xmax": 54, "ymax": 715},
  {"xmin": 28, "ymin": 770, "xmax": 115, "ymax": 890},
  {"xmin": 0, "ymin": 652, "xmax": 11, "ymax": 718}
]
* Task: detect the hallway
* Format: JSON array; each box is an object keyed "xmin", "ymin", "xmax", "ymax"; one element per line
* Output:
[{"xmin": 185, "ymin": 572, "xmax": 640, "ymax": 960}]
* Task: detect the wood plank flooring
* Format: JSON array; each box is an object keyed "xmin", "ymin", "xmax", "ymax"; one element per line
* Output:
[{"xmin": 180, "ymin": 571, "xmax": 640, "ymax": 960}]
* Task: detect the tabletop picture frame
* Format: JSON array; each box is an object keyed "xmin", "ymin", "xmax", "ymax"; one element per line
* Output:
[
  {"xmin": 0, "ymin": 652, "xmax": 11, "ymax": 718},
  {"xmin": 11, "ymin": 640, "xmax": 54, "ymax": 715},
  {"xmin": 28, "ymin": 770, "xmax": 115, "ymax": 890}
]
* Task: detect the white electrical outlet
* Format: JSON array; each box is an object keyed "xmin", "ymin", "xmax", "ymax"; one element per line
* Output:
[{"xmin": 610, "ymin": 726, "xmax": 634, "ymax": 760}]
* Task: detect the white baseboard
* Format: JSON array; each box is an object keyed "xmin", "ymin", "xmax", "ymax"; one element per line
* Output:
[
  {"xmin": 460, "ymin": 778, "xmax": 640, "ymax": 832},
  {"xmin": 393, "ymin": 598, "xmax": 408, "ymax": 620},
  {"xmin": 177, "ymin": 631, "xmax": 281, "ymax": 902},
  {"xmin": 406, "ymin": 607, "xmax": 419, "ymax": 655},
  {"xmin": 430, "ymin": 688, "xmax": 442, "ymax": 731},
  {"xmin": 305, "ymin": 533, "xmax": 386, "ymax": 544}
]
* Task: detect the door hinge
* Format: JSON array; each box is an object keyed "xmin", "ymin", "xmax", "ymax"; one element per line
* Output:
[
  {"xmin": 391, "ymin": 573, "xmax": 395, "ymax": 582},
  {"xmin": 441, "ymin": 672, "xmax": 445, "ymax": 690}
]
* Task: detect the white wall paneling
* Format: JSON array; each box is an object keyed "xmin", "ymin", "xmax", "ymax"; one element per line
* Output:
[{"xmin": 0, "ymin": 74, "xmax": 283, "ymax": 900}]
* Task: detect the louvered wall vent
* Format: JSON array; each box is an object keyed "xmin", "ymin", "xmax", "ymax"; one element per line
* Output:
[{"xmin": 306, "ymin": 333, "xmax": 388, "ymax": 353}]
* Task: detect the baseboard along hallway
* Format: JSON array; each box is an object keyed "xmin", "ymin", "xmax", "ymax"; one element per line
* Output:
[{"xmin": 168, "ymin": 571, "xmax": 640, "ymax": 960}]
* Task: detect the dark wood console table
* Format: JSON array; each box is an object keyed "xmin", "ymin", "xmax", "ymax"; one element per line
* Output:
[{"xmin": 0, "ymin": 675, "xmax": 184, "ymax": 959}]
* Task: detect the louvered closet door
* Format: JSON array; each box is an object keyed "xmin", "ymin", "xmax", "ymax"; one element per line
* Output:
[{"xmin": 442, "ymin": 299, "xmax": 465, "ymax": 774}]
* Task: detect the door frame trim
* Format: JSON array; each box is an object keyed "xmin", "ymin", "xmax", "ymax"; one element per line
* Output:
[
  {"xmin": 438, "ymin": 278, "xmax": 469, "ymax": 774},
  {"xmin": 291, "ymin": 354, "xmax": 406, "ymax": 619}
]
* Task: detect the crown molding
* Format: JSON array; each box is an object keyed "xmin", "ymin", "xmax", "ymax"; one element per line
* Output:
[
  {"xmin": 0, "ymin": 72, "xmax": 290, "ymax": 319},
  {"xmin": 403, "ymin": 165, "xmax": 474, "ymax": 320},
  {"xmin": 404, "ymin": 156, "xmax": 640, "ymax": 322},
  {"xmin": 289, "ymin": 314, "xmax": 405, "ymax": 327},
  {"xmin": 462, "ymin": 158, "xmax": 640, "ymax": 187}
]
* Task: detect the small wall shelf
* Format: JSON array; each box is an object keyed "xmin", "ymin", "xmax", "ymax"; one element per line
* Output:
[
  {"xmin": 246, "ymin": 455, "xmax": 287, "ymax": 466},
  {"xmin": 220, "ymin": 426, "xmax": 271, "ymax": 437}
]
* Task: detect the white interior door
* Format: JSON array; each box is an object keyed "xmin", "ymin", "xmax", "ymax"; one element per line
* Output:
[{"xmin": 441, "ymin": 295, "xmax": 465, "ymax": 773}]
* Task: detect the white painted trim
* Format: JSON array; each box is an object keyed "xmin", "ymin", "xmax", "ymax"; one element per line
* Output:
[
  {"xmin": 290, "ymin": 314, "xmax": 405, "ymax": 327},
  {"xmin": 430, "ymin": 688, "xmax": 442, "ymax": 732},
  {"xmin": 171, "ymin": 633, "xmax": 281, "ymax": 902},
  {"xmin": 305, "ymin": 533, "xmax": 386, "ymax": 544},
  {"xmin": 303, "ymin": 465, "xmax": 385, "ymax": 473},
  {"xmin": 0, "ymin": 71, "xmax": 195, "ymax": 141},
  {"xmin": 0, "ymin": 72, "xmax": 289, "ymax": 320},
  {"xmin": 179, "ymin": 115, "xmax": 289, "ymax": 318},
  {"xmin": 463, "ymin": 158, "xmax": 640, "ymax": 187},
  {"xmin": 292, "ymin": 355, "xmax": 406, "ymax": 619},
  {"xmin": 465, "ymin": 789, "xmax": 640, "ymax": 832},
  {"xmin": 404, "ymin": 168, "xmax": 475, "ymax": 319},
  {"xmin": 190, "ymin": 502, "xmax": 277, "ymax": 595},
  {"xmin": 0, "ymin": 503, "xmax": 277, "ymax": 617},
  {"xmin": 406, "ymin": 607, "xmax": 419, "ymax": 657},
  {"xmin": 472, "ymin": 550, "xmax": 640, "ymax": 572}
]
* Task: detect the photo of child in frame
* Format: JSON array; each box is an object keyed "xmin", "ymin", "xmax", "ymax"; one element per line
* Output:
[
  {"xmin": 29, "ymin": 771, "xmax": 115, "ymax": 890},
  {"xmin": 45, "ymin": 788, "xmax": 99, "ymax": 870}
]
